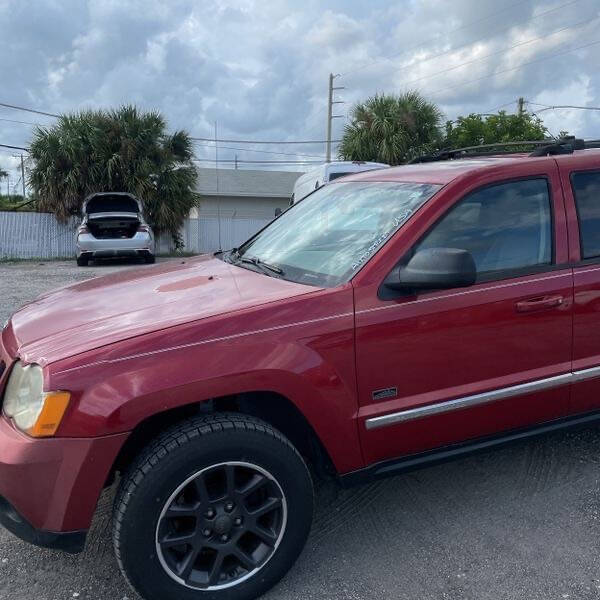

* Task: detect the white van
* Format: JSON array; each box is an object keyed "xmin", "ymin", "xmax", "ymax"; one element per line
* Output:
[{"xmin": 290, "ymin": 161, "xmax": 389, "ymax": 205}]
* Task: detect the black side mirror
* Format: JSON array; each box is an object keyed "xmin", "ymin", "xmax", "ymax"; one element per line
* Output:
[{"xmin": 385, "ymin": 247, "xmax": 476, "ymax": 291}]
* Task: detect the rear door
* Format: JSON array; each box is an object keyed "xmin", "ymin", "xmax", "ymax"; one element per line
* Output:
[
  {"xmin": 560, "ymin": 157, "xmax": 600, "ymax": 414},
  {"xmin": 353, "ymin": 164, "xmax": 573, "ymax": 466}
]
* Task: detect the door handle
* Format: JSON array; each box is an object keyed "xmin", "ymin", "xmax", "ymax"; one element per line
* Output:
[{"xmin": 515, "ymin": 295, "xmax": 564, "ymax": 313}]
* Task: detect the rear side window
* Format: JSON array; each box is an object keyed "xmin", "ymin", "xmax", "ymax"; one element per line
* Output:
[
  {"xmin": 571, "ymin": 171, "xmax": 600, "ymax": 259},
  {"xmin": 416, "ymin": 179, "xmax": 552, "ymax": 278},
  {"xmin": 328, "ymin": 172, "xmax": 351, "ymax": 181}
]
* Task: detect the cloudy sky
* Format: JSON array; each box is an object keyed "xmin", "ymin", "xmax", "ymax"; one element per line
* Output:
[{"xmin": 1, "ymin": 0, "xmax": 599, "ymax": 187}]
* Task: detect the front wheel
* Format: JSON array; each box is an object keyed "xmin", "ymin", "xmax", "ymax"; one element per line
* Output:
[{"xmin": 113, "ymin": 413, "xmax": 314, "ymax": 600}]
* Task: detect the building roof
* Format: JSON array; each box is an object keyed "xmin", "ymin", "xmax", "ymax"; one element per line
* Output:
[{"xmin": 195, "ymin": 168, "xmax": 303, "ymax": 198}]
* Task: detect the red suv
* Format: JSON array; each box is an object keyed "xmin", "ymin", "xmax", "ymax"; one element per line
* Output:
[{"xmin": 1, "ymin": 139, "xmax": 599, "ymax": 600}]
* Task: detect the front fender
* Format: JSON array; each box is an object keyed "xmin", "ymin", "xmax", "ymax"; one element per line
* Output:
[{"xmin": 49, "ymin": 288, "xmax": 362, "ymax": 474}]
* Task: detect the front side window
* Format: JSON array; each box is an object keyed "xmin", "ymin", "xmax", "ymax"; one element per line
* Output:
[
  {"xmin": 571, "ymin": 171, "xmax": 600, "ymax": 259},
  {"xmin": 415, "ymin": 178, "xmax": 552, "ymax": 278},
  {"xmin": 228, "ymin": 181, "xmax": 441, "ymax": 287}
]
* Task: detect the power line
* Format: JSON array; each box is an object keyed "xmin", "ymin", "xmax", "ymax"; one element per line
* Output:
[
  {"xmin": 190, "ymin": 136, "xmax": 341, "ymax": 145},
  {"xmin": 0, "ymin": 0, "xmax": 589, "ymax": 150},
  {"xmin": 427, "ymin": 37, "xmax": 600, "ymax": 98},
  {"xmin": 0, "ymin": 117, "xmax": 41, "ymax": 126},
  {"xmin": 526, "ymin": 101, "xmax": 600, "ymax": 112},
  {"xmin": 0, "ymin": 107, "xmax": 340, "ymax": 146},
  {"xmin": 401, "ymin": 15, "xmax": 596, "ymax": 91},
  {"xmin": 363, "ymin": 0, "xmax": 585, "ymax": 81},
  {"xmin": 0, "ymin": 100, "xmax": 340, "ymax": 146},
  {"xmin": 193, "ymin": 141, "xmax": 326, "ymax": 159},
  {"xmin": 192, "ymin": 158, "xmax": 322, "ymax": 165},
  {"xmin": 0, "ymin": 102, "xmax": 59, "ymax": 118},
  {"xmin": 0, "ymin": 143, "xmax": 29, "ymax": 151},
  {"xmin": 303, "ymin": 105, "xmax": 329, "ymax": 137},
  {"xmin": 484, "ymin": 100, "xmax": 522, "ymax": 113},
  {"xmin": 0, "ymin": 140, "xmax": 328, "ymax": 162},
  {"xmin": 341, "ymin": 0, "xmax": 535, "ymax": 77}
]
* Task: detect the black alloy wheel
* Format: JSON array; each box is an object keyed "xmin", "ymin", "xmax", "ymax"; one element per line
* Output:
[{"xmin": 156, "ymin": 461, "xmax": 287, "ymax": 590}]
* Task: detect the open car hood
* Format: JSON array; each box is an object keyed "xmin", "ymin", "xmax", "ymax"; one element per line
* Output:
[{"xmin": 83, "ymin": 192, "xmax": 142, "ymax": 215}]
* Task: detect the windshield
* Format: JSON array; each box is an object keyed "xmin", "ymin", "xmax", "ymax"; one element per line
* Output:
[{"xmin": 227, "ymin": 181, "xmax": 441, "ymax": 287}]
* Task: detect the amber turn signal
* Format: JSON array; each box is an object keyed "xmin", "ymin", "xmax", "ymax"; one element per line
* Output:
[{"xmin": 27, "ymin": 391, "xmax": 71, "ymax": 438}]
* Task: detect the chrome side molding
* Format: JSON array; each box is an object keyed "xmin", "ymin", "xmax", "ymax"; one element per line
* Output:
[{"xmin": 365, "ymin": 366, "xmax": 600, "ymax": 431}]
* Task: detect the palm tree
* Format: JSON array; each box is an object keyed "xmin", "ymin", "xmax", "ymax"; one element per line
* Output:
[
  {"xmin": 338, "ymin": 92, "xmax": 443, "ymax": 165},
  {"xmin": 28, "ymin": 105, "xmax": 198, "ymax": 247}
]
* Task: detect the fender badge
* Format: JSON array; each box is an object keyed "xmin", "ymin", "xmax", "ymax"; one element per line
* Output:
[{"xmin": 372, "ymin": 387, "xmax": 398, "ymax": 401}]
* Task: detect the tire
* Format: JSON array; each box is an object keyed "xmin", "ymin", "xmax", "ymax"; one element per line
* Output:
[
  {"xmin": 113, "ymin": 413, "xmax": 314, "ymax": 600},
  {"xmin": 144, "ymin": 253, "xmax": 156, "ymax": 264},
  {"xmin": 76, "ymin": 255, "xmax": 89, "ymax": 266}
]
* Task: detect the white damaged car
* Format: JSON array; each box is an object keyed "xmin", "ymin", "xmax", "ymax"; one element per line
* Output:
[{"xmin": 75, "ymin": 192, "xmax": 155, "ymax": 266}]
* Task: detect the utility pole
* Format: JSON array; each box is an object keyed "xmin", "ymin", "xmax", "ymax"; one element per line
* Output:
[
  {"xmin": 20, "ymin": 154, "xmax": 25, "ymax": 198},
  {"xmin": 326, "ymin": 73, "xmax": 345, "ymax": 163},
  {"xmin": 517, "ymin": 97, "xmax": 525, "ymax": 116},
  {"xmin": 13, "ymin": 153, "xmax": 26, "ymax": 198}
]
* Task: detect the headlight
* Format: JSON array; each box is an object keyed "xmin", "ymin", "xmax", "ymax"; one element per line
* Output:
[{"xmin": 3, "ymin": 361, "xmax": 70, "ymax": 437}]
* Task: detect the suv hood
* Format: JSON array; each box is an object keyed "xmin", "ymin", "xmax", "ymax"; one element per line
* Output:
[{"xmin": 10, "ymin": 255, "xmax": 318, "ymax": 366}]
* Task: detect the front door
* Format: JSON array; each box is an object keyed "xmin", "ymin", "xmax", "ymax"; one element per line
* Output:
[{"xmin": 354, "ymin": 172, "xmax": 573, "ymax": 466}]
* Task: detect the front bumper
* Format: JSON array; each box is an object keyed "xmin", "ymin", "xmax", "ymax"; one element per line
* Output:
[
  {"xmin": 0, "ymin": 496, "xmax": 86, "ymax": 554},
  {"xmin": 0, "ymin": 415, "xmax": 128, "ymax": 553}
]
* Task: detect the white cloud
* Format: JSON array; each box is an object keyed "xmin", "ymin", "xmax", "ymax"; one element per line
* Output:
[{"xmin": 0, "ymin": 0, "xmax": 599, "ymax": 183}]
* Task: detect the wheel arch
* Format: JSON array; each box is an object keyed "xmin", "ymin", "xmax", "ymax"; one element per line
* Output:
[{"xmin": 108, "ymin": 391, "xmax": 338, "ymax": 486}]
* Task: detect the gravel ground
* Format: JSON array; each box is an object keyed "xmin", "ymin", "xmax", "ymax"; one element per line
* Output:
[{"xmin": 2, "ymin": 259, "xmax": 600, "ymax": 600}]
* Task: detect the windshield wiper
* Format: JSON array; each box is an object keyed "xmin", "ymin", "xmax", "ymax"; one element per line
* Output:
[
  {"xmin": 220, "ymin": 247, "xmax": 239, "ymax": 264},
  {"xmin": 239, "ymin": 255, "xmax": 284, "ymax": 276}
]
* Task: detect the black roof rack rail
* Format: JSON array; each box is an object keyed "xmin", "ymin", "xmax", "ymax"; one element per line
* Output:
[
  {"xmin": 529, "ymin": 136, "xmax": 585, "ymax": 156},
  {"xmin": 584, "ymin": 139, "xmax": 600, "ymax": 149},
  {"xmin": 410, "ymin": 140, "xmax": 551, "ymax": 164},
  {"xmin": 410, "ymin": 137, "xmax": 595, "ymax": 164}
]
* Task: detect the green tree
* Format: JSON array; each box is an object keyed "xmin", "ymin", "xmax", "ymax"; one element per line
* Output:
[
  {"xmin": 28, "ymin": 105, "xmax": 198, "ymax": 247},
  {"xmin": 0, "ymin": 194, "xmax": 25, "ymax": 211},
  {"xmin": 338, "ymin": 91, "xmax": 444, "ymax": 165},
  {"xmin": 0, "ymin": 167, "xmax": 7, "ymax": 194},
  {"xmin": 444, "ymin": 111, "xmax": 547, "ymax": 149},
  {"xmin": 0, "ymin": 168, "xmax": 9, "ymax": 209}
]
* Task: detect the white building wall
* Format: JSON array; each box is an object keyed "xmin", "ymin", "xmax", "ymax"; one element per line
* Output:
[{"xmin": 190, "ymin": 195, "xmax": 289, "ymax": 219}]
